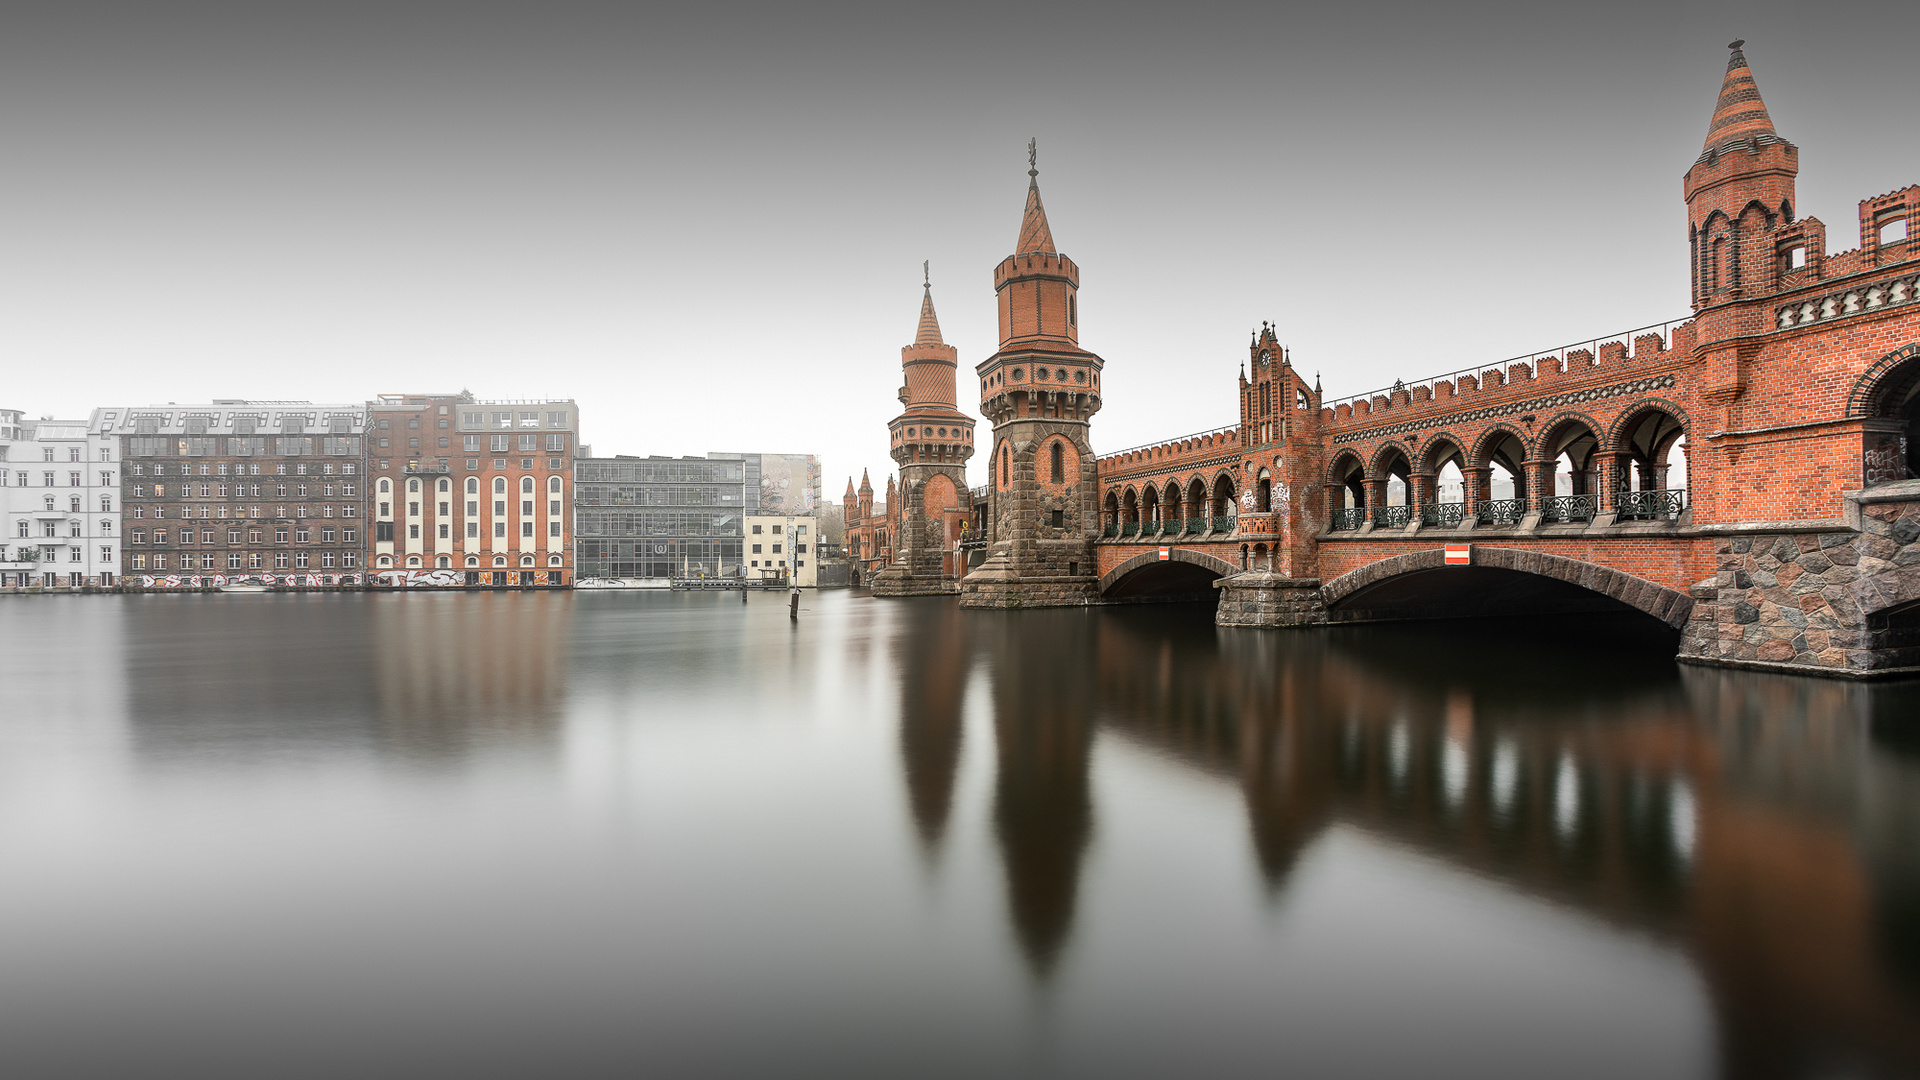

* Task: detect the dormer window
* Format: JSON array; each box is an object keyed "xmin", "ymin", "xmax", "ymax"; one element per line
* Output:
[{"xmin": 1782, "ymin": 245, "xmax": 1807, "ymax": 270}]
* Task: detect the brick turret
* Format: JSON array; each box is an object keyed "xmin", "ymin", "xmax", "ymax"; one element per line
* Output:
[
  {"xmin": 1685, "ymin": 40, "xmax": 1799, "ymax": 313},
  {"xmin": 963, "ymin": 142, "xmax": 1106, "ymax": 608},
  {"xmin": 874, "ymin": 273, "xmax": 977, "ymax": 596}
]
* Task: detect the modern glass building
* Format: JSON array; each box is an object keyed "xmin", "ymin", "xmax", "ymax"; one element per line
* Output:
[{"xmin": 573, "ymin": 455, "xmax": 746, "ymax": 580}]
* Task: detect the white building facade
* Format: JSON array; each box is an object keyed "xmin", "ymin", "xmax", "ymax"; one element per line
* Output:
[
  {"xmin": 744, "ymin": 514, "xmax": 817, "ymax": 587},
  {"xmin": 1, "ymin": 409, "xmax": 121, "ymax": 588}
]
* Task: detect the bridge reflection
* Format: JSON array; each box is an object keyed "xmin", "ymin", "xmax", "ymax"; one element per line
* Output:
[{"xmin": 906, "ymin": 601, "xmax": 1920, "ymax": 1075}]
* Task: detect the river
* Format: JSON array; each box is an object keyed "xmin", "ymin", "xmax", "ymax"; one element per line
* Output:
[{"xmin": 2, "ymin": 590, "xmax": 1917, "ymax": 1078}]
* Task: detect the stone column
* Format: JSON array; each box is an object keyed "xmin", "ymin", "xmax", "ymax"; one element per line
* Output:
[{"xmin": 1463, "ymin": 466, "xmax": 1492, "ymax": 519}]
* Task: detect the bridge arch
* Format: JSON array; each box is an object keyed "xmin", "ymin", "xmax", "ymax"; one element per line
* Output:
[
  {"xmin": 1321, "ymin": 547, "xmax": 1694, "ymax": 628},
  {"xmin": 1421, "ymin": 433, "xmax": 1468, "ymax": 473},
  {"xmin": 1609, "ymin": 399, "xmax": 1690, "ymax": 492},
  {"xmin": 1848, "ymin": 341, "xmax": 1920, "ymax": 482},
  {"xmin": 1098, "ymin": 547, "xmax": 1239, "ymax": 600}
]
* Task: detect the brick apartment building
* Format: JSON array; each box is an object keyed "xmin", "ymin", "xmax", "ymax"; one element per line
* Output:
[
  {"xmin": 366, "ymin": 396, "xmax": 577, "ymax": 587},
  {"xmin": 105, "ymin": 402, "xmax": 369, "ymax": 585}
]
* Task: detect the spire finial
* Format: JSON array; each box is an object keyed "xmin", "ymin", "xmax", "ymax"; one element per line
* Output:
[
  {"xmin": 1729, "ymin": 38, "xmax": 1744, "ymax": 50},
  {"xmin": 1027, "ymin": 137, "xmax": 1038, "ymax": 188},
  {"xmin": 923, "ymin": 259, "xmax": 930, "ymax": 291}
]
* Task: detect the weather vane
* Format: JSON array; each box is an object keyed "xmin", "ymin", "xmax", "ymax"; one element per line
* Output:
[
  {"xmin": 1028, "ymin": 138, "xmax": 1037, "ymax": 177},
  {"xmin": 923, "ymin": 260, "xmax": 930, "ymax": 289}
]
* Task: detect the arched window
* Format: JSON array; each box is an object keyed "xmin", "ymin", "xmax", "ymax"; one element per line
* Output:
[
  {"xmin": 521, "ymin": 477, "xmax": 533, "ymax": 494},
  {"xmin": 438, "ymin": 478, "xmax": 449, "ymax": 492},
  {"xmin": 408, "ymin": 478, "xmax": 419, "ymax": 492},
  {"xmin": 494, "ymin": 477, "xmax": 507, "ymax": 494},
  {"xmin": 549, "ymin": 554, "xmax": 562, "ymax": 566},
  {"xmin": 378, "ymin": 479, "xmax": 390, "ymax": 493},
  {"xmin": 548, "ymin": 476, "xmax": 562, "ymax": 493},
  {"xmin": 520, "ymin": 554, "xmax": 534, "ymax": 567},
  {"xmin": 1050, "ymin": 441, "xmax": 1064, "ymax": 483},
  {"xmin": 1000, "ymin": 446, "xmax": 1009, "ymax": 485},
  {"xmin": 437, "ymin": 555, "xmax": 449, "ymax": 568},
  {"xmin": 493, "ymin": 555, "xmax": 506, "ymax": 567},
  {"xmin": 465, "ymin": 555, "xmax": 478, "ymax": 567},
  {"xmin": 466, "ymin": 477, "xmax": 478, "ymax": 494}
]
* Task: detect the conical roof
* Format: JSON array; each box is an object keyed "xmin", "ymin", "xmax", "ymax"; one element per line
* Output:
[
  {"xmin": 1702, "ymin": 40, "xmax": 1778, "ymax": 157},
  {"xmin": 915, "ymin": 287, "xmax": 944, "ymax": 346},
  {"xmin": 845, "ymin": 476, "xmax": 857, "ymax": 497},
  {"xmin": 1016, "ymin": 177, "xmax": 1056, "ymax": 254},
  {"xmin": 859, "ymin": 469, "xmax": 872, "ymax": 492}
]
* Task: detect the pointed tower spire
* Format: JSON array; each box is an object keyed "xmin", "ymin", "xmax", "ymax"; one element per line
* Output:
[
  {"xmin": 915, "ymin": 261, "xmax": 944, "ymax": 345},
  {"xmin": 1701, "ymin": 39, "xmax": 1778, "ymax": 159},
  {"xmin": 859, "ymin": 469, "xmax": 872, "ymax": 492},
  {"xmin": 1016, "ymin": 138, "xmax": 1057, "ymax": 254},
  {"xmin": 845, "ymin": 476, "xmax": 857, "ymax": 498}
]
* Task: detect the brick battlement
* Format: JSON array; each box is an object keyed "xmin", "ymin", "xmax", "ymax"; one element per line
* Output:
[
  {"xmin": 1320, "ymin": 321, "xmax": 1695, "ymax": 430},
  {"xmin": 1098, "ymin": 426, "xmax": 1242, "ymax": 478}
]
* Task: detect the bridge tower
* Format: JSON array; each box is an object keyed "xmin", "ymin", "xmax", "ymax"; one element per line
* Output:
[
  {"xmin": 1684, "ymin": 39, "xmax": 1798, "ymax": 436},
  {"xmin": 873, "ymin": 268, "xmax": 976, "ymax": 596},
  {"xmin": 961, "ymin": 143, "xmax": 1106, "ymax": 608}
]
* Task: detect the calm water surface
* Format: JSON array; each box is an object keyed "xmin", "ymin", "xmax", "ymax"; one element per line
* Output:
[{"xmin": 3, "ymin": 590, "xmax": 1919, "ymax": 1078}]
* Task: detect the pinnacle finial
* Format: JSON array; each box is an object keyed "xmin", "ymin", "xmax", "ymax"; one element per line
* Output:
[
  {"xmin": 923, "ymin": 259, "xmax": 930, "ymax": 290},
  {"xmin": 1027, "ymin": 137, "xmax": 1038, "ymax": 188},
  {"xmin": 1729, "ymin": 38, "xmax": 1744, "ymax": 50}
]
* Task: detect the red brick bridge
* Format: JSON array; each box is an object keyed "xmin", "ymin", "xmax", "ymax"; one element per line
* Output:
[{"xmin": 1089, "ymin": 44, "xmax": 1920, "ymax": 677}]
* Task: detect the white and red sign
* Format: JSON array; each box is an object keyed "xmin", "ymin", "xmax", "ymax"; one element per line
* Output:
[
  {"xmin": 1444, "ymin": 544, "xmax": 1471, "ymax": 566},
  {"xmin": 1158, "ymin": 547, "xmax": 1171, "ymax": 561}
]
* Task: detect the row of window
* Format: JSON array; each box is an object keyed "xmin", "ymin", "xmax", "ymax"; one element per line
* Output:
[
  {"xmin": 131, "ymin": 483, "xmax": 355, "ymax": 498},
  {"xmin": 376, "ymin": 435, "xmax": 568, "ymax": 452},
  {"xmin": 17, "ymin": 496, "xmax": 109, "ymax": 513},
  {"xmin": 128, "ymin": 552, "xmax": 357, "ymax": 570},
  {"xmin": 378, "ymin": 499, "xmax": 563, "ymax": 518},
  {"xmin": 749, "ymin": 544, "xmax": 808, "ymax": 554},
  {"xmin": 7, "ymin": 471, "xmax": 109, "ymax": 487},
  {"xmin": 126, "ymin": 505, "xmax": 357, "ymax": 519},
  {"xmin": 126, "ymin": 462, "xmax": 355, "ymax": 477},
  {"xmin": 13, "ymin": 546, "xmax": 111, "ymax": 563},
  {"xmin": 459, "ymin": 411, "xmax": 570, "ymax": 430},
  {"xmin": 379, "ymin": 475, "xmax": 564, "ymax": 495},
  {"xmin": 128, "ymin": 526, "xmax": 357, "ymax": 545},
  {"xmin": 748, "ymin": 524, "xmax": 807, "ymax": 535},
  {"xmin": 16, "ymin": 521, "xmax": 101, "ymax": 538},
  {"xmin": 373, "ymin": 521, "xmax": 562, "ymax": 541}
]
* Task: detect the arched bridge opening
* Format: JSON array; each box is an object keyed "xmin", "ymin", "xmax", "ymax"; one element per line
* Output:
[
  {"xmin": 1321, "ymin": 549, "xmax": 1693, "ymax": 641},
  {"xmin": 1100, "ymin": 549, "xmax": 1238, "ymax": 603}
]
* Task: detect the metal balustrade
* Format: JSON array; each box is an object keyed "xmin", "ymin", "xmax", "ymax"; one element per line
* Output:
[
  {"xmin": 1478, "ymin": 499, "xmax": 1525, "ymax": 525},
  {"xmin": 1211, "ymin": 516, "xmax": 1234, "ymax": 534},
  {"xmin": 1330, "ymin": 508, "xmax": 1366, "ymax": 531},
  {"xmin": 1616, "ymin": 488, "xmax": 1687, "ymax": 521},
  {"xmin": 1374, "ymin": 505, "xmax": 1412, "ymax": 528},
  {"xmin": 1102, "ymin": 523, "xmax": 1117, "ymax": 538},
  {"xmin": 1541, "ymin": 495, "xmax": 1598, "ymax": 523},
  {"xmin": 1120, "ymin": 522, "xmax": 1139, "ymax": 537},
  {"xmin": 1420, "ymin": 501, "xmax": 1466, "ymax": 527},
  {"xmin": 1184, "ymin": 516, "xmax": 1203, "ymax": 535}
]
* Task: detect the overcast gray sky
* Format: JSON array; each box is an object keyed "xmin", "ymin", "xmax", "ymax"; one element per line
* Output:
[{"xmin": 4, "ymin": 1, "xmax": 1915, "ymax": 495}]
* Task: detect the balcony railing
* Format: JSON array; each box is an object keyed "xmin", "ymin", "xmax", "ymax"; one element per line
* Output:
[
  {"xmin": 1103, "ymin": 523, "xmax": 1117, "ymax": 538},
  {"xmin": 1330, "ymin": 508, "xmax": 1366, "ymax": 531},
  {"xmin": 1120, "ymin": 522, "xmax": 1139, "ymax": 537},
  {"xmin": 1478, "ymin": 499, "xmax": 1525, "ymax": 526},
  {"xmin": 1374, "ymin": 505, "xmax": 1412, "ymax": 528},
  {"xmin": 1541, "ymin": 495, "xmax": 1598, "ymax": 524},
  {"xmin": 1616, "ymin": 488, "xmax": 1687, "ymax": 521},
  {"xmin": 1211, "ymin": 515, "xmax": 1234, "ymax": 534},
  {"xmin": 1184, "ymin": 516, "xmax": 1203, "ymax": 535},
  {"xmin": 1420, "ymin": 501, "xmax": 1466, "ymax": 527}
]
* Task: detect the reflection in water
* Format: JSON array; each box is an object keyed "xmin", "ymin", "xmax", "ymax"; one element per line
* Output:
[
  {"xmin": 2, "ymin": 592, "xmax": 1918, "ymax": 1078},
  {"xmin": 891, "ymin": 600, "xmax": 970, "ymax": 855}
]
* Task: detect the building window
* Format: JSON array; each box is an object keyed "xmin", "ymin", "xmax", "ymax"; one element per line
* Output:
[
  {"xmin": 752, "ymin": 544, "xmax": 762, "ymax": 554},
  {"xmin": 409, "ymin": 524, "xmax": 420, "ymax": 538},
  {"xmin": 521, "ymin": 522, "xmax": 533, "ymax": 537},
  {"xmin": 495, "ymin": 522, "xmax": 506, "ymax": 538},
  {"xmin": 1050, "ymin": 441, "xmax": 1063, "ymax": 482},
  {"xmin": 342, "ymin": 527, "xmax": 356, "ymax": 544},
  {"xmin": 275, "ymin": 527, "xmax": 289, "ymax": 543},
  {"xmin": 548, "ymin": 522, "xmax": 560, "ymax": 536},
  {"xmin": 321, "ymin": 552, "xmax": 336, "ymax": 568},
  {"xmin": 752, "ymin": 524, "xmax": 762, "ymax": 534},
  {"xmin": 439, "ymin": 523, "xmax": 449, "ymax": 538},
  {"xmin": 249, "ymin": 553, "xmax": 262, "ymax": 569},
  {"xmin": 274, "ymin": 553, "xmax": 289, "ymax": 569},
  {"xmin": 228, "ymin": 553, "xmax": 242, "ymax": 569},
  {"xmin": 131, "ymin": 554, "xmax": 145, "ymax": 570},
  {"xmin": 295, "ymin": 527, "xmax": 310, "ymax": 543},
  {"xmin": 295, "ymin": 552, "xmax": 309, "ymax": 569}
]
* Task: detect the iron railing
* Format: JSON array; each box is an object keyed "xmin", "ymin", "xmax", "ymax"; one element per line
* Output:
[
  {"xmin": 1541, "ymin": 495, "xmax": 1599, "ymax": 523},
  {"xmin": 1330, "ymin": 508, "xmax": 1366, "ymax": 531},
  {"xmin": 1120, "ymin": 522, "xmax": 1139, "ymax": 537},
  {"xmin": 1374, "ymin": 505, "xmax": 1412, "ymax": 528},
  {"xmin": 1211, "ymin": 515, "xmax": 1234, "ymax": 534},
  {"xmin": 1478, "ymin": 499, "xmax": 1526, "ymax": 525},
  {"xmin": 1420, "ymin": 501, "xmax": 1466, "ymax": 527},
  {"xmin": 1184, "ymin": 517, "xmax": 1203, "ymax": 535},
  {"xmin": 1102, "ymin": 523, "xmax": 1117, "ymax": 538},
  {"xmin": 1616, "ymin": 488, "xmax": 1688, "ymax": 521}
]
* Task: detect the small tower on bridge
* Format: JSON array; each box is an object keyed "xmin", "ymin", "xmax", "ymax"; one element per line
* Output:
[
  {"xmin": 873, "ymin": 266, "xmax": 977, "ymax": 596},
  {"xmin": 962, "ymin": 141, "xmax": 1107, "ymax": 608}
]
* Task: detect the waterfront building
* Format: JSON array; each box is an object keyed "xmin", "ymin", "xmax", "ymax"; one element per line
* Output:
[
  {"xmin": 397, "ymin": 397, "xmax": 577, "ymax": 588},
  {"xmin": 573, "ymin": 454, "xmax": 747, "ymax": 581},
  {"xmin": 101, "ymin": 402, "xmax": 368, "ymax": 586},
  {"xmin": 1, "ymin": 409, "xmax": 120, "ymax": 588},
  {"xmin": 871, "ymin": 270, "xmax": 976, "ymax": 596},
  {"xmin": 744, "ymin": 514, "xmax": 817, "ymax": 586}
]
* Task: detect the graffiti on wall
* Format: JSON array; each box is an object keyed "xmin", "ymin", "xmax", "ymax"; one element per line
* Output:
[
  {"xmin": 1864, "ymin": 434, "xmax": 1909, "ymax": 486},
  {"xmin": 375, "ymin": 569, "xmax": 465, "ymax": 588},
  {"xmin": 138, "ymin": 573, "xmax": 363, "ymax": 588}
]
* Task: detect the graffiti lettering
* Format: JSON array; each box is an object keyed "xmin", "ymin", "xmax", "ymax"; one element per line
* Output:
[{"xmin": 1864, "ymin": 436, "xmax": 1909, "ymax": 486}]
